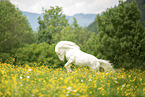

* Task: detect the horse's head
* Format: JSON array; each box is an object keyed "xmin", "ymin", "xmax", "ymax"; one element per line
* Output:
[
  {"xmin": 55, "ymin": 49, "xmax": 65, "ymax": 61},
  {"xmin": 55, "ymin": 41, "xmax": 80, "ymax": 61}
]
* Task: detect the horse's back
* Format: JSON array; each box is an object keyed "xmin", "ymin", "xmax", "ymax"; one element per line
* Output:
[{"xmin": 66, "ymin": 49, "xmax": 97, "ymax": 66}]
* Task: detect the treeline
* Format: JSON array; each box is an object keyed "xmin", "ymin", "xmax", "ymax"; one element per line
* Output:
[
  {"xmin": 0, "ymin": 0, "xmax": 144, "ymax": 69},
  {"xmin": 0, "ymin": 0, "xmax": 36, "ymax": 53}
]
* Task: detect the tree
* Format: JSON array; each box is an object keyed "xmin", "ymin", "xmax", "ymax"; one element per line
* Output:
[
  {"xmin": 125, "ymin": 0, "xmax": 145, "ymax": 26},
  {"xmin": 96, "ymin": 0, "xmax": 145, "ymax": 69},
  {"xmin": 53, "ymin": 17, "xmax": 92, "ymax": 51},
  {"xmin": 37, "ymin": 6, "xmax": 69, "ymax": 44},
  {"xmin": 0, "ymin": 0, "xmax": 35, "ymax": 53},
  {"xmin": 86, "ymin": 20, "xmax": 98, "ymax": 34}
]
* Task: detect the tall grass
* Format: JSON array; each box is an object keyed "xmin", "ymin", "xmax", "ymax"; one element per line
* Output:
[{"xmin": 0, "ymin": 63, "xmax": 145, "ymax": 97}]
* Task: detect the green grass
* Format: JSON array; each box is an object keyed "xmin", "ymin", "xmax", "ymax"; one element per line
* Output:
[{"xmin": 0, "ymin": 63, "xmax": 145, "ymax": 97}]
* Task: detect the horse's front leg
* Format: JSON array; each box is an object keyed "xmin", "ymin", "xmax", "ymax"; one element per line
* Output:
[{"xmin": 64, "ymin": 58, "xmax": 74, "ymax": 72}]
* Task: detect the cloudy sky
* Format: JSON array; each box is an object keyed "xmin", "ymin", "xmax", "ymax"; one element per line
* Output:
[{"xmin": 10, "ymin": 0, "xmax": 126, "ymax": 16}]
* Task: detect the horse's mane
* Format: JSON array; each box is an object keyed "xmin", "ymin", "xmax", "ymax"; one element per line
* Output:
[{"xmin": 55, "ymin": 41, "xmax": 80, "ymax": 52}]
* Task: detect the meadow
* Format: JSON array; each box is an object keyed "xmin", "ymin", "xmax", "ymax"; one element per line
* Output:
[{"xmin": 0, "ymin": 62, "xmax": 145, "ymax": 97}]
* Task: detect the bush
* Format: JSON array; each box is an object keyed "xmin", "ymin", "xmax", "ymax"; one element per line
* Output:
[
  {"xmin": 14, "ymin": 43, "xmax": 65, "ymax": 67},
  {"xmin": 0, "ymin": 53, "xmax": 15, "ymax": 64}
]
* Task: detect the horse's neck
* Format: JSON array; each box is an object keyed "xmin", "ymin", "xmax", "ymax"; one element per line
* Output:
[
  {"xmin": 62, "ymin": 48, "xmax": 69, "ymax": 55},
  {"xmin": 62, "ymin": 48, "xmax": 76, "ymax": 55},
  {"xmin": 64, "ymin": 48, "xmax": 80, "ymax": 53}
]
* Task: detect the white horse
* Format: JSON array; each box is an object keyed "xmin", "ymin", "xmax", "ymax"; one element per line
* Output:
[{"xmin": 55, "ymin": 41, "xmax": 114, "ymax": 72}]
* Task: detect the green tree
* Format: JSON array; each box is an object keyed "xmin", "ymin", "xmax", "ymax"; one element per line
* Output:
[
  {"xmin": 86, "ymin": 20, "xmax": 98, "ymax": 34},
  {"xmin": 72, "ymin": 17, "xmax": 79, "ymax": 28},
  {"xmin": 125, "ymin": 0, "xmax": 145, "ymax": 26},
  {"xmin": 54, "ymin": 17, "xmax": 92, "ymax": 51},
  {"xmin": 83, "ymin": 32, "xmax": 98, "ymax": 56},
  {"xmin": 96, "ymin": 0, "xmax": 145, "ymax": 69},
  {"xmin": 37, "ymin": 6, "xmax": 69, "ymax": 44},
  {"xmin": 0, "ymin": 0, "xmax": 35, "ymax": 53}
]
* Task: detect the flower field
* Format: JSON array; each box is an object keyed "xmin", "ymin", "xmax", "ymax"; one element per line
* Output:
[{"xmin": 0, "ymin": 63, "xmax": 145, "ymax": 97}]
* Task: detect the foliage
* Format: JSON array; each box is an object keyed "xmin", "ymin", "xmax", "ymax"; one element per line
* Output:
[
  {"xmin": 14, "ymin": 43, "xmax": 65, "ymax": 67},
  {"xmin": 96, "ymin": 1, "xmax": 145, "ymax": 69},
  {"xmin": 86, "ymin": 20, "xmax": 98, "ymax": 34},
  {"xmin": 125, "ymin": 0, "xmax": 145, "ymax": 26},
  {"xmin": 37, "ymin": 6, "xmax": 69, "ymax": 44},
  {"xmin": 83, "ymin": 32, "xmax": 98, "ymax": 55},
  {"xmin": 0, "ymin": 0, "xmax": 36, "ymax": 54},
  {"xmin": 0, "ymin": 53, "xmax": 15, "ymax": 64},
  {"xmin": 0, "ymin": 63, "xmax": 145, "ymax": 96}
]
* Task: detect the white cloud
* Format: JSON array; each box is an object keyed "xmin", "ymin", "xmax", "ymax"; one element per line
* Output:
[{"xmin": 10, "ymin": 0, "xmax": 126, "ymax": 16}]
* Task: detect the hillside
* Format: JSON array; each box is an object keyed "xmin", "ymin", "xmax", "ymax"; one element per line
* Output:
[{"xmin": 22, "ymin": 11, "xmax": 96, "ymax": 31}]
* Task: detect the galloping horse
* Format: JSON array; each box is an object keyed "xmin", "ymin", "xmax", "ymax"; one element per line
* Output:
[{"xmin": 55, "ymin": 41, "xmax": 114, "ymax": 72}]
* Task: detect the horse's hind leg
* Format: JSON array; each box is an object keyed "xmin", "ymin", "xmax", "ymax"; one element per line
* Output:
[
  {"xmin": 90, "ymin": 62, "xmax": 100, "ymax": 72},
  {"xmin": 101, "ymin": 63, "xmax": 114, "ymax": 72},
  {"xmin": 66, "ymin": 65, "xmax": 72, "ymax": 72}
]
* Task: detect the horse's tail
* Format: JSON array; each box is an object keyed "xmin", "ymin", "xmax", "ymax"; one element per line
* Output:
[{"xmin": 98, "ymin": 59, "xmax": 114, "ymax": 72}]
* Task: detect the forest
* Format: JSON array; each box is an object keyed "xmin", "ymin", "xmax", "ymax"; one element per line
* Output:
[{"xmin": 0, "ymin": 0, "xmax": 145, "ymax": 70}]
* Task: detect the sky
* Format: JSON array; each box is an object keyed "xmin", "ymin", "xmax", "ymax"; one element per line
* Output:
[{"xmin": 10, "ymin": 0, "xmax": 126, "ymax": 16}]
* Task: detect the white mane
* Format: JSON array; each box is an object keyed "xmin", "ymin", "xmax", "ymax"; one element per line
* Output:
[{"xmin": 55, "ymin": 41, "xmax": 80, "ymax": 53}]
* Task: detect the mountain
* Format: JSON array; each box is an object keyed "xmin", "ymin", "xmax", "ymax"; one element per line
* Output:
[
  {"xmin": 22, "ymin": 11, "xmax": 43, "ymax": 31},
  {"xmin": 67, "ymin": 13, "xmax": 96, "ymax": 27},
  {"xmin": 22, "ymin": 11, "xmax": 96, "ymax": 31}
]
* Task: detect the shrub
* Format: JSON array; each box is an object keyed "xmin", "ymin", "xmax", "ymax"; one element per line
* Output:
[
  {"xmin": 0, "ymin": 53, "xmax": 15, "ymax": 64},
  {"xmin": 14, "ymin": 43, "xmax": 65, "ymax": 67}
]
